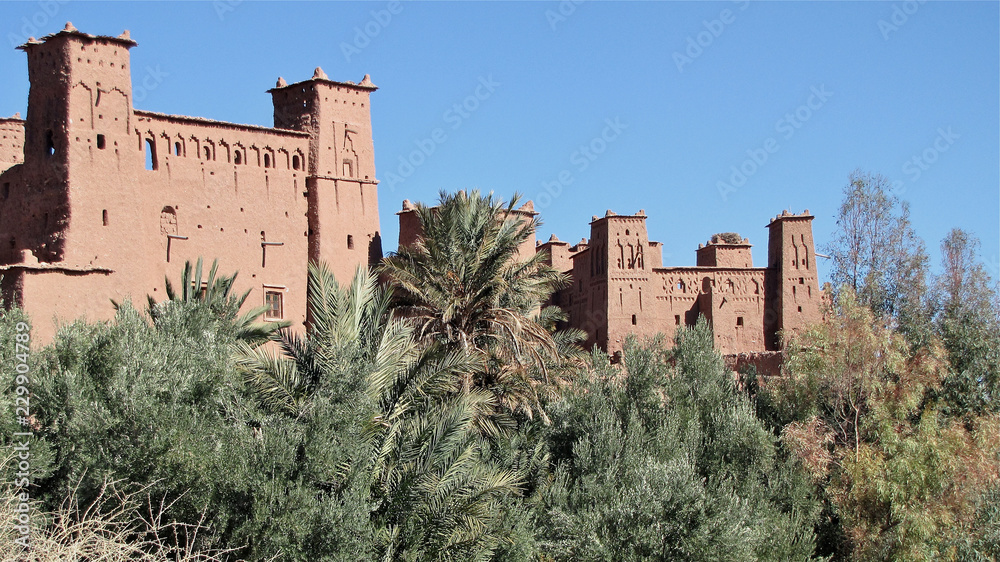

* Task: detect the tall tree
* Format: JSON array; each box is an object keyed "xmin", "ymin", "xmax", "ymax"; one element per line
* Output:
[
  {"xmin": 827, "ymin": 170, "xmax": 931, "ymax": 339},
  {"xmin": 933, "ymin": 229, "xmax": 1000, "ymax": 417}
]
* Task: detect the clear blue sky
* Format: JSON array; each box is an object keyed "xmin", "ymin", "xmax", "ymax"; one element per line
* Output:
[{"xmin": 2, "ymin": 1, "xmax": 997, "ymax": 285}]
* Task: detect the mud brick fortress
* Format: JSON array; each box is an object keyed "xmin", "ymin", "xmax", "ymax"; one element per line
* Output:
[
  {"xmin": 536, "ymin": 209, "xmax": 822, "ymax": 358},
  {"xmin": 400, "ymin": 201, "xmax": 823, "ymax": 360},
  {"xmin": 0, "ymin": 24, "xmax": 381, "ymax": 341},
  {"xmin": 2, "ymin": 24, "xmax": 822, "ymax": 356}
]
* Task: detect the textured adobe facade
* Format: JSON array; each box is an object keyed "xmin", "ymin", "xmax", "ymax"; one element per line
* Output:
[
  {"xmin": 396, "ymin": 198, "xmax": 823, "ymax": 357},
  {"xmin": 0, "ymin": 24, "xmax": 381, "ymax": 341},
  {"xmin": 539, "ymin": 209, "xmax": 822, "ymax": 355}
]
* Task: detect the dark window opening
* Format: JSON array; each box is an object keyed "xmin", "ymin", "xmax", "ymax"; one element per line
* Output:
[
  {"xmin": 631, "ymin": 314, "xmax": 637, "ymax": 325},
  {"xmin": 45, "ymin": 130, "xmax": 55, "ymax": 157},
  {"xmin": 292, "ymin": 154, "xmax": 301, "ymax": 170},
  {"xmin": 263, "ymin": 153, "xmax": 271, "ymax": 168},
  {"xmin": 264, "ymin": 290, "xmax": 284, "ymax": 320},
  {"xmin": 102, "ymin": 209, "xmax": 108, "ymax": 226},
  {"xmin": 234, "ymin": 151, "xmax": 242, "ymax": 165},
  {"xmin": 675, "ymin": 315, "xmax": 681, "ymax": 325},
  {"xmin": 799, "ymin": 277, "xmax": 804, "ymax": 284},
  {"xmin": 144, "ymin": 138, "xmax": 157, "ymax": 170},
  {"xmin": 798, "ymin": 306, "xmax": 802, "ymax": 312},
  {"xmin": 737, "ymin": 316, "xmax": 744, "ymax": 327},
  {"xmin": 203, "ymin": 146, "xmax": 211, "ymax": 160},
  {"xmin": 174, "ymin": 142, "xmax": 182, "ymax": 156},
  {"xmin": 96, "ymin": 134, "xmax": 106, "ymax": 149},
  {"xmin": 347, "ymin": 234, "xmax": 354, "ymax": 249}
]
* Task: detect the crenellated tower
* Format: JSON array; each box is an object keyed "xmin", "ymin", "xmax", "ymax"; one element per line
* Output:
[
  {"xmin": 765, "ymin": 210, "xmax": 821, "ymax": 348},
  {"xmin": 269, "ymin": 69, "xmax": 381, "ymax": 284},
  {"xmin": 12, "ymin": 23, "xmax": 138, "ymax": 265}
]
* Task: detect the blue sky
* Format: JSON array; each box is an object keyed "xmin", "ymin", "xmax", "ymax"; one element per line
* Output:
[{"xmin": 2, "ymin": 1, "xmax": 997, "ymax": 285}]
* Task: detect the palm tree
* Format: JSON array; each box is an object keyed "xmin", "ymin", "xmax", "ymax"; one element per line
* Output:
[
  {"xmin": 237, "ymin": 262, "xmax": 522, "ymax": 559},
  {"xmin": 380, "ymin": 190, "xmax": 584, "ymax": 421},
  {"xmin": 115, "ymin": 257, "xmax": 287, "ymax": 344}
]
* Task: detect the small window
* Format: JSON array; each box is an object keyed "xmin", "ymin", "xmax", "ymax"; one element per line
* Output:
[
  {"xmin": 737, "ymin": 316, "xmax": 744, "ymax": 327},
  {"xmin": 145, "ymin": 138, "xmax": 157, "ymax": 170},
  {"xmin": 96, "ymin": 134, "xmax": 106, "ymax": 149},
  {"xmin": 292, "ymin": 154, "xmax": 301, "ymax": 170},
  {"xmin": 234, "ymin": 151, "xmax": 242, "ymax": 165},
  {"xmin": 798, "ymin": 306, "xmax": 803, "ymax": 313},
  {"xmin": 799, "ymin": 277, "xmax": 804, "ymax": 284},
  {"xmin": 45, "ymin": 130, "xmax": 55, "ymax": 157},
  {"xmin": 347, "ymin": 234, "xmax": 354, "ymax": 249},
  {"xmin": 102, "ymin": 209, "xmax": 108, "ymax": 226},
  {"xmin": 631, "ymin": 314, "xmax": 637, "ymax": 326},
  {"xmin": 174, "ymin": 142, "xmax": 182, "ymax": 156},
  {"xmin": 264, "ymin": 153, "xmax": 271, "ymax": 168},
  {"xmin": 203, "ymin": 146, "xmax": 211, "ymax": 160},
  {"xmin": 674, "ymin": 315, "xmax": 681, "ymax": 325},
  {"xmin": 264, "ymin": 290, "xmax": 284, "ymax": 320}
]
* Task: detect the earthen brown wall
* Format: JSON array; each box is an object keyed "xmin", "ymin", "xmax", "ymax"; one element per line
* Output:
[{"xmin": 0, "ymin": 25, "xmax": 381, "ymax": 342}]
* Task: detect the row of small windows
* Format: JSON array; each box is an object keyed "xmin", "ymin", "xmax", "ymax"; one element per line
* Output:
[{"xmin": 139, "ymin": 133, "xmax": 305, "ymax": 172}]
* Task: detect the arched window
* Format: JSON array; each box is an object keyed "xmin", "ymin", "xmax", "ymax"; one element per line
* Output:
[
  {"xmin": 234, "ymin": 151, "xmax": 242, "ymax": 165},
  {"xmin": 263, "ymin": 153, "xmax": 271, "ymax": 168},
  {"xmin": 203, "ymin": 146, "xmax": 211, "ymax": 160},
  {"xmin": 174, "ymin": 141, "xmax": 182, "ymax": 156},
  {"xmin": 292, "ymin": 154, "xmax": 300, "ymax": 170}
]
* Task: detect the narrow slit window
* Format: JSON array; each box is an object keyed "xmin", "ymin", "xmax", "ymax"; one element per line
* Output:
[
  {"xmin": 737, "ymin": 316, "xmax": 744, "ymax": 326},
  {"xmin": 203, "ymin": 146, "xmax": 211, "ymax": 160},
  {"xmin": 292, "ymin": 154, "xmax": 301, "ymax": 170},
  {"xmin": 347, "ymin": 234, "xmax": 354, "ymax": 249},
  {"xmin": 631, "ymin": 314, "xmax": 637, "ymax": 326},
  {"xmin": 234, "ymin": 151, "xmax": 242, "ymax": 165},
  {"xmin": 145, "ymin": 138, "xmax": 157, "ymax": 170},
  {"xmin": 102, "ymin": 209, "xmax": 108, "ymax": 226},
  {"xmin": 96, "ymin": 134, "xmax": 106, "ymax": 149},
  {"xmin": 45, "ymin": 130, "xmax": 55, "ymax": 157},
  {"xmin": 263, "ymin": 153, "xmax": 271, "ymax": 168},
  {"xmin": 174, "ymin": 142, "xmax": 182, "ymax": 156},
  {"xmin": 675, "ymin": 315, "xmax": 681, "ymax": 325}
]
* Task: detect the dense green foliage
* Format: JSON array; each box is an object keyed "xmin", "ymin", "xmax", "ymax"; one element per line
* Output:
[
  {"xmin": 2, "ymin": 186, "xmax": 998, "ymax": 560},
  {"xmin": 534, "ymin": 324, "xmax": 821, "ymax": 561}
]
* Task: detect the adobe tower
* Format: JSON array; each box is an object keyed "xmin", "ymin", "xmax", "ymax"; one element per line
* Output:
[{"xmin": 0, "ymin": 24, "xmax": 382, "ymax": 341}]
